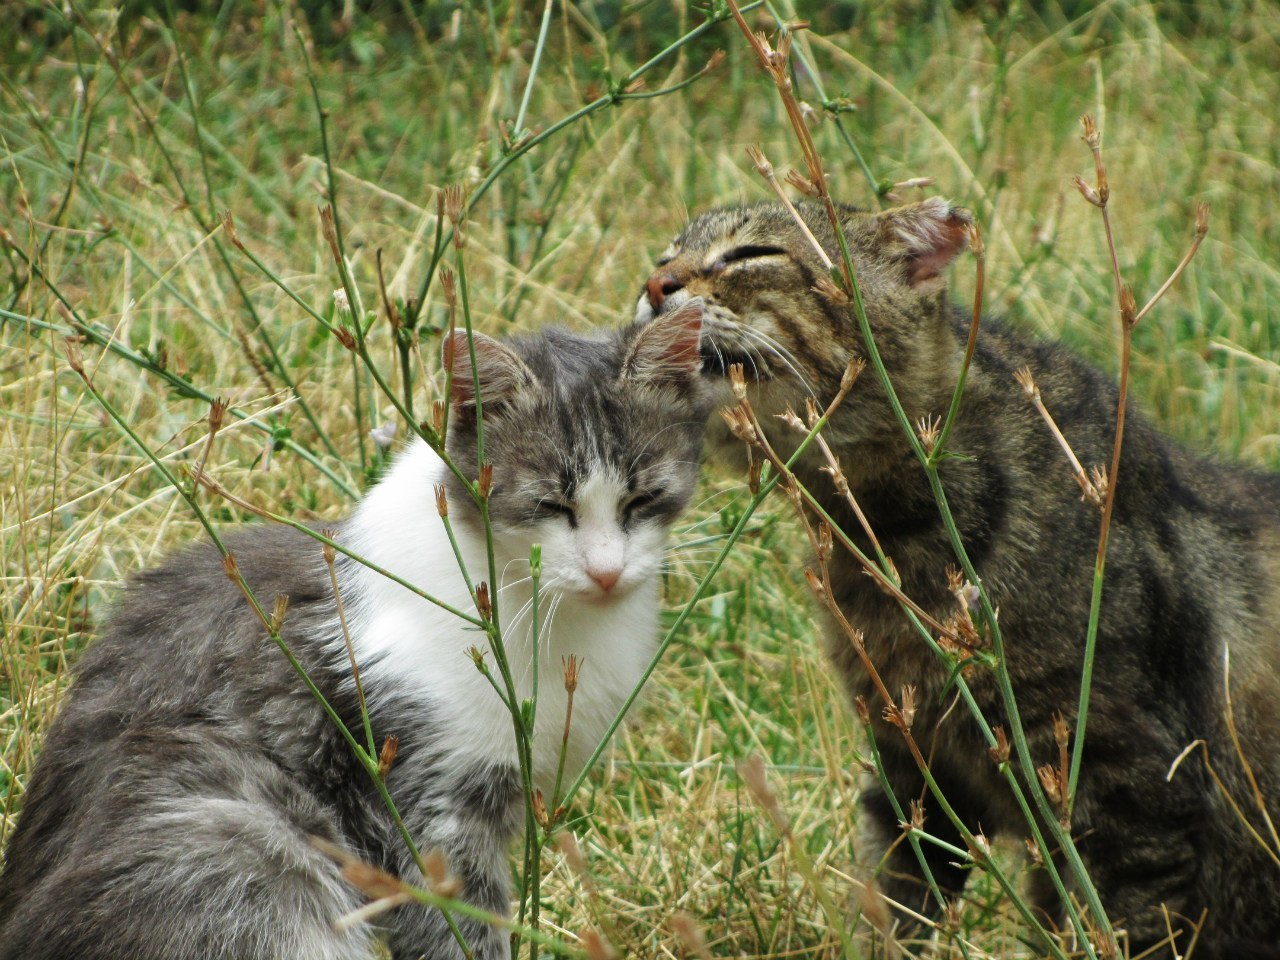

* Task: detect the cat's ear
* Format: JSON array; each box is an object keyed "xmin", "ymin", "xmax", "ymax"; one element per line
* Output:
[
  {"xmin": 621, "ymin": 299, "xmax": 704, "ymax": 387},
  {"xmin": 874, "ymin": 198, "xmax": 973, "ymax": 290},
  {"xmin": 443, "ymin": 331, "xmax": 537, "ymax": 409}
]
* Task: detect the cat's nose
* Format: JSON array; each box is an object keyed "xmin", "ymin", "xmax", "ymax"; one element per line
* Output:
[
  {"xmin": 587, "ymin": 566, "xmax": 621, "ymax": 593},
  {"xmin": 646, "ymin": 272, "xmax": 683, "ymax": 311}
]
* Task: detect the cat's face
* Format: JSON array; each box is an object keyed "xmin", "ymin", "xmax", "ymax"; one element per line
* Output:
[
  {"xmin": 444, "ymin": 306, "xmax": 710, "ymax": 603},
  {"xmin": 635, "ymin": 199, "xmax": 973, "ymax": 467}
]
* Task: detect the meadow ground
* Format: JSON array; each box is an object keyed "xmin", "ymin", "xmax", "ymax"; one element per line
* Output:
[{"xmin": 3, "ymin": 1, "xmax": 1280, "ymax": 957}]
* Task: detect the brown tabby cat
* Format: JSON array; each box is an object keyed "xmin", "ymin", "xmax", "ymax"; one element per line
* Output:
[{"xmin": 636, "ymin": 198, "xmax": 1280, "ymax": 959}]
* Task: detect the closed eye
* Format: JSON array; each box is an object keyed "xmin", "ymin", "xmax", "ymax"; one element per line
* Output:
[
  {"xmin": 718, "ymin": 245, "xmax": 787, "ymax": 266},
  {"xmin": 622, "ymin": 490, "xmax": 664, "ymax": 523},
  {"xmin": 540, "ymin": 500, "xmax": 577, "ymax": 526}
]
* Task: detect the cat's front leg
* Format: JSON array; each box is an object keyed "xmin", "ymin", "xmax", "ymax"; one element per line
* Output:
[
  {"xmin": 384, "ymin": 823, "xmax": 514, "ymax": 960},
  {"xmin": 855, "ymin": 754, "xmax": 971, "ymax": 948}
]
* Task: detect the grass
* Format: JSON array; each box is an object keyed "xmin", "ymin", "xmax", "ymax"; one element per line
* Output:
[{"xmin": 3, "ymin": 1, "xmax": 1280, "ymax": 956}]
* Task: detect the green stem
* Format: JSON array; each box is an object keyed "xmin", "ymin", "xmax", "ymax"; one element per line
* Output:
[
  {"xmin": 407, "ymin": 1, "xmax": 766, "ymax": 324},
  {"xmin": 513, "ymin": 0, "xmax": 554, "ymax": 137}
]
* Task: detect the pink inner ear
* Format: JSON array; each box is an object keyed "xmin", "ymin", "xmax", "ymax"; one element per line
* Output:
[
  {"xmin": 661, "ymin": 305, "xmax": 703, "ymax": 370},
  {"xmin": 908, "ymin": 213, "xmax": 971, "ymax": 287}
]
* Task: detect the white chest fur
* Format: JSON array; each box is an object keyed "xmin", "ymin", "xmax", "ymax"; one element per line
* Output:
[{"xmin": 342, "ymin": 439, "xmax": 661, "ymax": 796}]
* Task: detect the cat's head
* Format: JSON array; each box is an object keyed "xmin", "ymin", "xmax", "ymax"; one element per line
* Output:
[
  {"xmin": 443, "ymin": 304, "xmax": 710, "ymax": 603},
  {"xmin": 635, "ymin": 198, "xmax": 972, "ymax": 472}
]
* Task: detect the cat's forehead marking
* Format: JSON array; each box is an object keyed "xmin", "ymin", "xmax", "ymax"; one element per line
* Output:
[{"xmin": 575, "ymin": 470, "xmax": 627, "ymax": 525}]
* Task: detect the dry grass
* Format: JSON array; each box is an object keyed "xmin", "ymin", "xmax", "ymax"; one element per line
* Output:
[{"xmin": 3, "ymin": 1, "xmax": 1280, "ymax": 956}]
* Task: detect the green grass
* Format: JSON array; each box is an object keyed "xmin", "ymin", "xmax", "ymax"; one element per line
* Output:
[{"xmin": 4, "ymin": 1, "xmax": 1280, "ymax": 957}]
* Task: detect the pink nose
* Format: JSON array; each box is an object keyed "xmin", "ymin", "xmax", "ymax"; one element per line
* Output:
[
  {"xmin": 646, "ymin": 273, "xmax": 682, "ymax": 311},
  {"xmin": 588, "ymin": 567, "xmax": 621, "ymax": 593}
]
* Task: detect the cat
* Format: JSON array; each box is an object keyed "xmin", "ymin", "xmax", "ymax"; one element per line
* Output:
[
  {"xmin": 636, "ymin": 198, "xmax": 1280, "ymax": 959},
  {"xmin": 0, "ymin": 303, "xmax": 711, "ymax": 960}
]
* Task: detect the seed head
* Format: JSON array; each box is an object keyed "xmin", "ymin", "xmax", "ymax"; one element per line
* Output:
[
  {"xmin": 438, "ymin": 266, "xmax": 457, "ymax": 306},
  {"xmin": 562, "ymin": 654, "xmax": 580, "ymax": 694},
  {"xmin": 1194, "ymin": 201, "xmax": 1210, "ymax": 240},
  {"xmin": 1088, "ymin": 465, "xmax": 1110, "ymax": 506},
  {"xmin": 719, "ymin": 407, "xmax": 758, "ymax": 445},
  {"xmin": 63, "ymin": 337, "xmax": 86, "ymax": 377},
  {"xmin": 442, "ymin": 184, "xmax": 465, "ymax": 227},
  {"xmin": 1119, "ymin": 283, "xmax": 1138, "ymax": 329},
  {"xmin": 377, "ymin": 735, "xmax": 399, "ymax": 777},
  {"xmin": 968, "ymin": 831, "xmax": 992, "ymax": 863},
  {"xmin": 208, "ymin": 397, "xmax": 228, "ymax": 434},
  {"xmin": 1038, "ymin": 762, "xmax": 1064, "ymax": 807},
  {"xmin": 1025, "ymin": 836, "xmax": 1045, "ymax": 866},
  {"xmin": 333, "ymin": 326, "xmax": 357, "ymax": 352},
  {"xmin": 475, "ymin": 582, "xmax": 492, "ymax": 622},
  {"xmin": 1080, "ymin": 113, "xmax": 1101, "ymax": 151},
  {"xmin": 816, "ymin": 522, "xmax": 833, "ymax": 563},
  {"xmin": 839, "ymin": 357, "xmax": 865, "ymax": 394},
  {"xmin": 434, "ymin": 482, "xmax": 448, "ymax": 517},
  {"xmin": 746, "ymin": 144, "xmax": 774, "ymax": 180},
  {"xmin": 532, "ymin": 789, "xmax": 550, "ymax": 830},
  {"xmin": 785, "ymin": 168, "xmax": 820, "ymax": 197},
  {"xmin": 269, "ymin": 594, "xmax": 289, "ymax": 634},
  {"xmin": 804, "ymin": 567, "xmax": 825, "ymax": 600},
  {"xmin": 967, "ymin": 221, "xmax": 985, "ymax": 258},
  {"xmin": 917, "ymin": 414, "xmax": 941, "ymax": 454},
  {"xmin": 908, "ymin": 797, "xmax": 926, "ymax": 831},
  {"xmin": 811, "ymin": 275, "xmax": 849, "ymax": 305},
  {"xmin": 854, "ymin": 695, "xmax": 871, "ymax": 725},
  {"xmin": 1013, "ymin": 366, "xmax": 1039, "ymax": 400},
  {"xmin": 728, "ymin": 362, "xmax": 748, "ymax": 401},
  {"xmin": 899, "ymin": 685, "xmax": 917, "ymax": 731},
  {"xmin": 1053, "ymin": 712, "xmax": 1071, "ymax": 751},
  {"xmin": 220, "ymin": 210, "xmax": 243, "ymax": 250},
  {"xmin": 988, "ymin": 725, "xmax": 1010, "ymax": 765},
  {"xmin": 1072, "ymin": 175, "xmax": 1104, "ymax": 209},
  {"xmin": 478, "ymin": 462, "xmax": 493, "ymax": 500},
  {"xmin": 777, "ymin": 407, "xmax": 807, "ymax": 434},
  {"xmin": 803, "ymin": 397, "xmax": 821, "ymax": 429}
]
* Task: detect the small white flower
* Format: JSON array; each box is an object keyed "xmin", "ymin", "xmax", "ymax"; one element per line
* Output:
[
  {"xmin": 369, "ymin": 421, "xmax": 397, "ymax": 452},
  {"xmin": 333, "ymin": 288, "xmax": 351, "ymax": 314}
]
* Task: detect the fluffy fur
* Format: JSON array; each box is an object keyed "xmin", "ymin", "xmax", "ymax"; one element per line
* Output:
[
  {"xmin": 0, "ymin": 308, "xmax": 711, "ymax": 960},
  {"xmin": 639, "ymin": 199, "xmax": 1280, "ymax": 958}
]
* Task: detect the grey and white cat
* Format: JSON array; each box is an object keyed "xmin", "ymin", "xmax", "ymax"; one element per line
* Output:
[
  {"xmin": 638, "ymin": 199, "xmax": 1280, "ymax": 959},
  {"xmin": 0, "ymin": 304, "xmax": 710, "ymax": 960}
]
